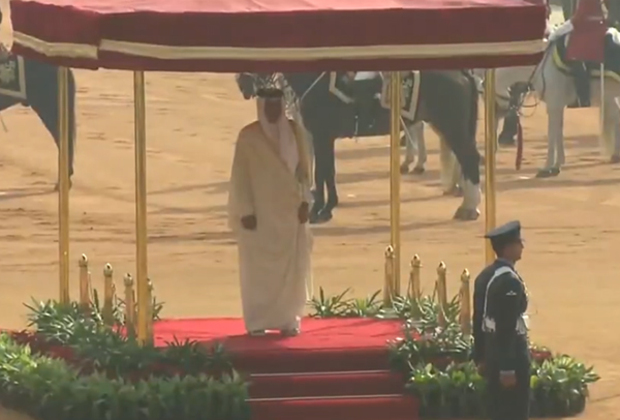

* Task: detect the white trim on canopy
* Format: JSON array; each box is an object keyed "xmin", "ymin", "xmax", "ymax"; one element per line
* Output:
[{"xmin": 14, "ymin": 31, "xmax": 545, "ymax": 62}]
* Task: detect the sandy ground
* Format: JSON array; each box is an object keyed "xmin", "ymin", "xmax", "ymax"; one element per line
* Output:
[{"xmin": 0, "ymin": 5, "xmax": 619, "ymax": 420}]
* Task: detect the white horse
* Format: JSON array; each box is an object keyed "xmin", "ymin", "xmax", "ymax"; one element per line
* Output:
[{"xmin": 493, "ymin": 25, "xmax": 620, "ymax": 177}]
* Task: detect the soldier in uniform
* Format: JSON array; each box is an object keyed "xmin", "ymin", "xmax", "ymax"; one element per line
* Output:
[{"xmin": 472, "ymin": 220, "xmax": 530, "ymax": 420}]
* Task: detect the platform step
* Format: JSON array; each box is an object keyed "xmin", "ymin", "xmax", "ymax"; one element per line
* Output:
[
  {"xmin": 249, "ymin": 370, "xmax": 405, "ymax": 398},
  {"xmin": 235, "ymin": 346, "xmax": 390, "ymax": 373},
  {"xmin": 250, "ymin": 395, "xmax": 418, "ymax": 420}
]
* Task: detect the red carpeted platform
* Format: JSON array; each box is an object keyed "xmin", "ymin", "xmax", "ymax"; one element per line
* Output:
[
  {"xmin": 153, "ymin": 317, "xmax": 418, "ymax": 420},
  {"xmin": 154, "ymin": 317, "xmax": 404, "ymax": 373}
]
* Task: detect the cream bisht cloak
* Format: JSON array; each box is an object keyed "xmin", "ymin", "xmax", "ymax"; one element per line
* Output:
[{"xmin": 227, "ymin": 119, "xmax": 313, "ymax": 332}]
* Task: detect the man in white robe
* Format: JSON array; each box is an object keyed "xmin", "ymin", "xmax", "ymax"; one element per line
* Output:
[{"xmin": 228, "ymin": 87, "xmax": 313, "ymax": 337}]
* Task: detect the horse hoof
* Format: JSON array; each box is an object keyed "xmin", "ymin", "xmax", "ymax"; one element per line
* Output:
[
  {"xmin": 499, "ymin": 140, "xmax": 516, "ymax": 148},
  {"xmin": 309, "ymin": 209, "xmax": 321, "ymax": 224},
  {"xmin": 412, "ymin": 166, "xmax": 425, "ymax": 175},
  {"xmin": 54, "ymin": 179, "xmax": 73, "ymax": 191},
  {"xmin": 498, "ymin": 135, "xmax": 516, "ymax": 147},
  {"xmin": 611, "ymin": 155, "xmax": 620, "ymax": 164},
  {"xmin": 453, "ymin": 207, "xmax": 480, "ymax": 221},
  {"xmin": 535, "ymin": 168, "xmax": 556, "ymax": 178},
  {"xmin": 310, "ymin": 209, "xmax": 332, "ymax": 224},
  {"xmin": 442, "ymin": 186, "xmax": 463, "ymax": 197},
  {"xmin": 400, "ymin": 163, "xmax": 410, "ymax": 174},
  {"xmin": 309, "ymin": 202, "xmax": 323, "ymax": 223}
]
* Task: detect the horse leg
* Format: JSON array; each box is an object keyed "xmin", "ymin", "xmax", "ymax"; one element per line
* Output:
[
  {"xmin": 439, "ymin": 137, "xmax": 460, "ymax": 195},
  {"xmin": 453, "ymin": 146, "xmax": 481, "ymax": 221},
  {"xmin": 451, "ymin": 160, "xmax": 464, "ymax": 197},
  {"xmin": 613, "ymin": 123, "xmax": 620, "ymax": 163},
  {"xmin": 400, "ymin": 121, "xmax": 426, "ymax": 174},
  {"xmin": 613, "ymin": 117, "xmax": 620, "ymax": 164},
  {"xmin": 412, "ymin": 122, "xmax": 427, "ymax": 174},
  {"xmin": 498, "ymin": 109, "xmax": 519, "ymax": 146},
  {"xmin": 31, "ymin": 69, "xmax": 76, "ymax": 190},
  {"xmin": 602, "ymin": 96, "xmax": 620, "ymax": 163},
  {"xmin": 537, "ymin": 105, "xmax": 563, "ymax": 178},
  {"xmin": 305, "ymin": 129, "xmax": 316, "ymax": 190},
  {"xmin": 309, "ymin": 132, "xmax": 326, "ymax": 224},
  {"xmin": 498, "ymin": 85, "xmax": 525, "ymax": 146},
  {"xmin": 317, "ymin": 137, "xmax": 338, "ymax": 223},
  {"xmin": 400, "ymin": 124, "xmax": 415, "ymax": 174}
]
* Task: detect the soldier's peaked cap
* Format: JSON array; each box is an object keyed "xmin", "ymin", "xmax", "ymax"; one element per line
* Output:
[
  {"xmin": 484, "ymin": 220, "xmax": 522, "ymax": 245},
  {"xmin": 256, "ymin": 87, "xmax": 284, "ymax": 99}
]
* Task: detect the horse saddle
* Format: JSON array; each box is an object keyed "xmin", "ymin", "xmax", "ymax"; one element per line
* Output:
[{"xmin": 328, "ymin": 72, "xmax": 384, "ymax": 136}]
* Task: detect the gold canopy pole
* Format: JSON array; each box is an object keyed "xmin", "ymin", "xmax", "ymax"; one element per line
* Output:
[
  {"xmin": 57, "ymin": 67, "xmax": 71, "ymax": 304},
  {"xmin": 133, "ymin": 70, "xmax": 150, "ymax": 344},
  {"xmin": 484, "ymin": 69, "xmax": 497, "ymax": 264},
  {"xmin": 386, "ymin": 71, "xmax": 402, "ymax": 303}
]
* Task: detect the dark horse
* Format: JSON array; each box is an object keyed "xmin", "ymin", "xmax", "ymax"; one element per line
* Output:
[
  {"xmin": 236, "ymin": 71, "xmax": 481, "ymax": 223},
  {"xmin": 0, "ymin": 52, "xmax": 76, "ymax": 190}
]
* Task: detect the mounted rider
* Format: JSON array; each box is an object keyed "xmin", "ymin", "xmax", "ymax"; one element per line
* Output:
[
  {"xmin": 565, "ymin": 0, "xmax": 606, "ymax": 108},
  {"xmin": 499, "ymin": 0, "xmax": 606, "ymax": 144}
]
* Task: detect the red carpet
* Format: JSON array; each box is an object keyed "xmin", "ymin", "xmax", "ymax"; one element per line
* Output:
[
  {"xmin": 154, "ymin": 317, "xmax": 418, "ymax": 420},
  {"xmin": 154, "ymin": 317, "xmax": 404, "ymax": 373}
]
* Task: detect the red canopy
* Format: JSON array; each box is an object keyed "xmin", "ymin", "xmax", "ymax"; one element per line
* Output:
[{"xmin": 11, "ymin": 0, "xmax": 547, "ymax": 72}]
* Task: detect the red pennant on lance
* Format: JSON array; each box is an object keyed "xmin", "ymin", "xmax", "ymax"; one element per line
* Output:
[{"xmin": 566, "ymin": 0, "xmax": 606, "ymax": 62}]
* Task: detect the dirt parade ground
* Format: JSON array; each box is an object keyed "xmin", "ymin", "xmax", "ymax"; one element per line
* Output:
[{"xmin": 0, "ymin": 67, "xmax": 619, "ymax": 419}]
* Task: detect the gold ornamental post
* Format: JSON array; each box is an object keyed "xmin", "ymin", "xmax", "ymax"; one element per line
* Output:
[
  {"xmin": 459, "ymin": 269, "xmax": 471, "ymax": 336},
  {"xmin": 383, "ymin": 245, "xmax": 395, "ymax": 305},
  {"xmin": 133, "ymin": 70, "xmax": 150, "ymax": 345},
  {"xmin": 57, "ymin": 66, "xmax": 71, "ymax": 304},
  {"xmin": 436, "ymin": 262, "xmax": 448, "ymax": 328},
  {"xmin": 484, "ymin": 69, "xmax": 497, "ymax": 264},
  {"xmin": 385, "ymin": 71, "xmax": 402, "ymax": 304}
]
